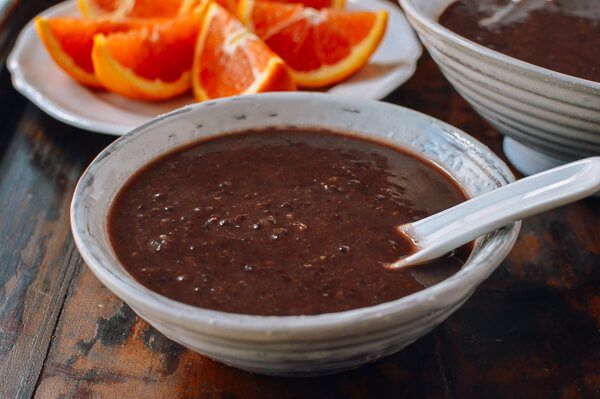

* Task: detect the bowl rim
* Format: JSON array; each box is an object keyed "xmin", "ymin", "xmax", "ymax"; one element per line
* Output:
[
  {"xmin": 398, "ymin": 0, "xmax": 600, "ymax": 91},
  {"xmin": 71, "ymin": 92, "xmax": 521, "ymax": 337}
]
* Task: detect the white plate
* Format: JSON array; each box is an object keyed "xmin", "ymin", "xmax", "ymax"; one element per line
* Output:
[{"xmin": 7, "ymin": 0, "xmax": 422, "ymax": 136}]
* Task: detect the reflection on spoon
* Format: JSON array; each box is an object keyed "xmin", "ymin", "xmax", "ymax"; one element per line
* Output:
[{"xmin": 386, "ymin": 157, "xmax": 600, "ymax": 270}]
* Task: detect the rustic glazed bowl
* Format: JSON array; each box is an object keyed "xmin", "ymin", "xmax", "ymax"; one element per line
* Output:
[
  {"xmin": 399, "ymin": 0, "xmax": 600, "ymax": 175},
  {"xmin": 71, "ymin": 92, "xmax": 520, "ymax": 376}
]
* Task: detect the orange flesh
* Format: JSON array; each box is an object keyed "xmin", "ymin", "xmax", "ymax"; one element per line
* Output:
[
  {"xmin": 94, "ymin": 0, "xmax": 120, "ymax": 12},
  {"xmin": 180, "ymin": 0, "xmax": 341, "ymax": 15},
  {"xmin": 81, "ymin": 0, "xmax": 184, "ymax": 17},
  {"xmin": 275, "ymin": 0, "xmax": 341, "ymax": 8},
  {"xmin": 128, "ymin": 0, "xmax": 184, "ymax": 17},
  {"xmin": 195, "ymin": 3, "xmax": 295, "ymax": 98},
  {"xmin": 181, "ymin": 0, "xmax": 236, "ymax": 14},
  {"xmin": 251, "ymin": 2, "xmax": 378, "ymax": 72},
  {"xmin": 46, "ymin": 19, "xmax": 101, "ymax": 73},
  {"xmin": 103, "ymin": 16, "xmax": 200, "ymax": 82},
  {"xmin": 200, "ymin": 8, "xmax": 259, "ymax": 95},
  {"xmin": 42, "ymin": 18, "xmax": 154, "ymax": 73}
]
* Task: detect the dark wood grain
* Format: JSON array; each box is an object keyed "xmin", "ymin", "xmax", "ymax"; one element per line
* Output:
[
  {"xmin": 0, "ymin": 3, "xmax": 113, "ymax": 392},
  {"xmin": 0, "ymin": 107, "xmax": 112, "ymax": 399},
  {"xmin": 0, "ymin": 1, "xmax": 598, "ymax": 398}
]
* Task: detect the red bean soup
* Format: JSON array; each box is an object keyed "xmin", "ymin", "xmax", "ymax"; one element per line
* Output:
[
  {"xmin": 439, "ymin": 0, "xmax": 600, "ymax": 82},
  {"xmin": 108, "ymin": 128, "xmax": 471, "ymax": 316}
]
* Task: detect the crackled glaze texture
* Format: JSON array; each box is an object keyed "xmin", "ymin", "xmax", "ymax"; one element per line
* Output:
[{"xmin": 71, "ymin": 93, "xmax": 519, "ymax": 376}]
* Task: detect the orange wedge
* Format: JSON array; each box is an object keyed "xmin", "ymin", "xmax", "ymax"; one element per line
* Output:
[
  {"xmin": 238, "ymin": 0, "xmax": 387, "ymax": 87},
  {"xmin": 180, "ymin": 0, "xmax": 234, "ymax": 13},
  {"xmin": 35, "ymin": 17, "xmax": 153, "ymax": 87},
  {"xmin": 78, "ymin": 0, "xmax": 184, "ymax": 18},
  {"xmin": 192, "ymin": 2, "xmax": 296, "ymax": 101},
  {"xmin": 92, "ymin": 12, "xmax": 204, "ymax": 100},
  {"xmin": 180, "ymin": 0, "xmax": 342, "ymax": 14},
  {"xmin": 276, "ymin": 0, "xmax": 344, "ymax": 9}
]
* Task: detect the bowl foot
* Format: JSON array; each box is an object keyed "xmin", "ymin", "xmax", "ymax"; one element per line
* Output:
[{"xmin": 503, "ymin": 138, "xmax": 570, "ymax": 176}]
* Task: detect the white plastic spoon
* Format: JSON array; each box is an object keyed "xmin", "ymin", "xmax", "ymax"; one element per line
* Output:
[{"xmin": 386, "ymin": 157, "xmax": 600, "ymax": 270}]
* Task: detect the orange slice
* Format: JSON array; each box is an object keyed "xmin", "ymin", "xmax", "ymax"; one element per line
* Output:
[
  {"xmin": 238, "ymin": 0, "xmax": 387, "ymax": 87},
  {"xmin": 180, "ymin": 0, "xmax": 342, "ymax": 14},
  {"xmin": 78, "ymin": 0, "xmax": 184, "ymax": 18},
  {"xmin": 180, "ymin": 0, "xmax": 235, "ymax": 13},
  {"xmin": 192, "ymin": 2, "xmax": 296, "ymax": 101},
  {"xmin": 92, "ymin": 12, "xmax": 204, "ymax": 100},
  {"xmin": 35, "ymin": 17, "xmax": 153, "ymax": 87},
  {"xmin": 275, "ymin": 0, "xmax": 345, "ymax": 9}
]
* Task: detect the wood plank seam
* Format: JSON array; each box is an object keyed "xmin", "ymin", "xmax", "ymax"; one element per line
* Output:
[{"xmin": 30, "ymin": 247, "xmax": 82, "ymax": 399}]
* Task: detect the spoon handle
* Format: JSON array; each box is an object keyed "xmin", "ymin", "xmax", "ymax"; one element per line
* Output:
[{"xmin": 388, "ymin": 157, "xmax": 600, "ymax": 269}]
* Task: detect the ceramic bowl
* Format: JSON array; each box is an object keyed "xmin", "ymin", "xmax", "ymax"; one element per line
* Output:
[
  {"xmin": 398, "ymin": 0, "xmax": 600, "ymax": 175},
  {"xmin": 71, "ymin": 92, "xmax": 520, "ymax": 376}
]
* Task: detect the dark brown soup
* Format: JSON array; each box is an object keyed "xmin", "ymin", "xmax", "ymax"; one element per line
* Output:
[
  {"xmin": 108, "ymin": 129, "xmax": 471, "ymax": 316},
  {"xmin": 439, "ymin": 0, "xmax": 600, "ymax": 82}
]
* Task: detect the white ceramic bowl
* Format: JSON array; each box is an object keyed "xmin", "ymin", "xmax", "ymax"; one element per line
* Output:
[
  {"xmin": 398, "ymin": 0, "xmax": 600, "ymax": 175},
  {"xmin": 71, "ymin": 92, "xmax": 520, "ymax": 376}
]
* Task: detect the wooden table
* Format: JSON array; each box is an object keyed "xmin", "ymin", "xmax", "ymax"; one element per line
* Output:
[{"xmin": 1, "ymin": 1, "xmax": 599, "ymax": 398}]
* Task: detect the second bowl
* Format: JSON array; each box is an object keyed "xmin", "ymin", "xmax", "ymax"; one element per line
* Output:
[{"xmin": 399, "ymin": 0, "xmax": 600, "ymax": 175}]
